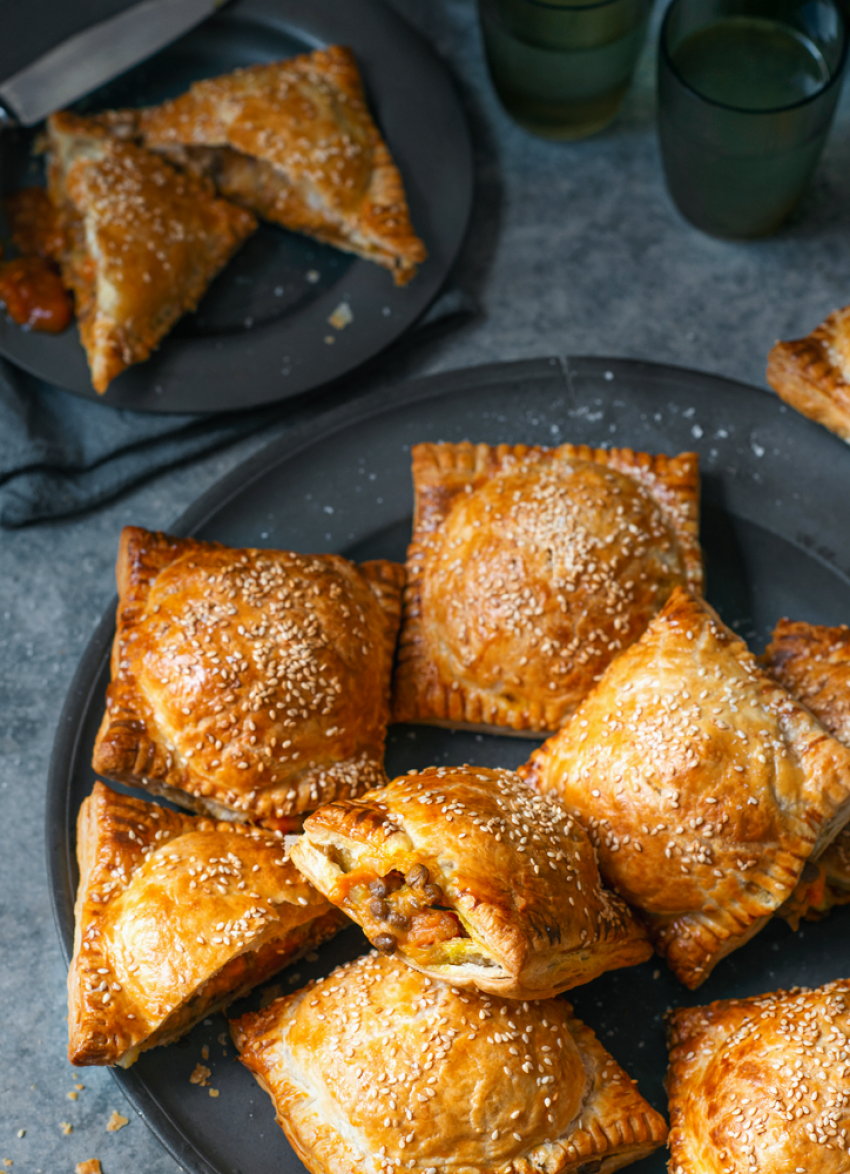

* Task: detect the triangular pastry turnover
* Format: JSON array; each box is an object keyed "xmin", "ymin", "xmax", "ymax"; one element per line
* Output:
[{"xmin": 46, "ymin": 111, "xmax": 256, "ymax": 393}]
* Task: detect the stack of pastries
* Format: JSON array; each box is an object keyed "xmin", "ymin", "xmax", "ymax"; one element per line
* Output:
[{"xmin": 68, "ymin": 439, "xmax": 850, "ymax": 1173}]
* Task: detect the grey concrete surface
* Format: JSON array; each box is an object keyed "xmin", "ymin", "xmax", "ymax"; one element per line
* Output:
[{"xmin": 3, "ymin": 0, "xmax": 850, "ymax": 1170}]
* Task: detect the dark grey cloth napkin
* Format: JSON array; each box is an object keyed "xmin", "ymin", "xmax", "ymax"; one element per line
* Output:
[{"xmin": 0, "ymin": 288, "xmax": 474, "ymax": 528}]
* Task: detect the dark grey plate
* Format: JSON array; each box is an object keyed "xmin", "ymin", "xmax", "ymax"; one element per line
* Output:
[
  {"xmin": 47, "ymin": 357, "xmax": 850, "ymax": 1174},
  {"xmin": 0, "ymin": 0, "xmax": 472, "ymax": 412}
]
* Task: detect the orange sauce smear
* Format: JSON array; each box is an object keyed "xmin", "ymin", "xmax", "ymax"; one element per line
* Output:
[{"xmin": 0, "ymin": 257, "xmax": 73, "ymax": 333}]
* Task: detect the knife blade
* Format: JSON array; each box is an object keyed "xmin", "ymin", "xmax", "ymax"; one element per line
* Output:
[{"xmin": 0, "ymin": 0, "xmax": 224, "ymax": 127}]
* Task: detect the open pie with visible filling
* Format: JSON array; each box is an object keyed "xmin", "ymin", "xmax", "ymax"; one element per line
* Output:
[
  {"xmin": 112, "ymin": 46, "xmax": 427, "ymax": 285},
  {"xmin": 290, "ymin": 764, "xmax": 652, "ymax": 999}
]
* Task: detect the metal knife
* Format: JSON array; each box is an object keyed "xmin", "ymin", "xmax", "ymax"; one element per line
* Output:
[{"xmin": 0, "ymin": 0, "xmax": 225, "ymax": 128}]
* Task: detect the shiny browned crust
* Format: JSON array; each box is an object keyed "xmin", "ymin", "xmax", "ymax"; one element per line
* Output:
[
  {"xmin": 68, "ymin": 782, "xmax": 343, "ymax": 1066},
  {"xmin": 92, "ymin": 527, "xmax": 404, "ymax": 821},
  {"xmin": 392, "ymin": 442, "xmax": 702, "ymax": 735},
  {"xmin": 291, "ymin": 765, "xmax": 651, "ymax": 999},
  {"xmin": 45, "ymin": 111, "xmax": 256, "ymax": 393},
  {"xmin": 765, "ymin": 618, "xmax": 850, "ymax": 923},
  {"xmin": 666, "ymin": 979, "xmax": 850, "ymax": 1174},
  {"xmin": 231, "ymin": 952, "xmax": 667, "ymax": 1174},
  {"xmin": 129, "ymin": 46, "xmax": 426, "ymax": 285},
  {"xmin": 522, "ymin": 588, "xmax": 850, "ymax": 989},
  {"xmin": 766, "ymin": 306, "xmax": 850, "ymax": 442}
]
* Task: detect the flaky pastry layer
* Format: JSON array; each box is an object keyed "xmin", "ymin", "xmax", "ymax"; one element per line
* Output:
[
  {"xmin": 522, "ymin": 588, "xmax": 850, "ymax": 988},
  {"xmin": 767, "ymin": 305, "xmax": 850, "ymax": 443},
  {"xmin": 92, "ymin": 527, "xmax": 404, "ymax": 822},
  {"xmin": 666, "ymin": 979, "xmax": 850, "ymax": 1174},
  {"xmin": 68, "ymin": 782, "xmax": 343, "ymax": 1066},
  {"xmin": 291, "ymin": 764, "xmax": 650, "ymax": 999},
  {"xmin": 232, "ymin": 951, "xmax": 667, "ymax": 1174},
  {"xmin": 392, "ymin": 442, "xmax": 702, "ymax": 735}
]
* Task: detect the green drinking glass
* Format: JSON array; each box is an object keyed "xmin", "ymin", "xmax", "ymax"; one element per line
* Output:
[
  {"xmin": 478, "ymin": 0, "xmax": 653, "ymax": 140},
  {"xmin": 658, "ymin": 0, "xmax": 848, "ymax": 238}
]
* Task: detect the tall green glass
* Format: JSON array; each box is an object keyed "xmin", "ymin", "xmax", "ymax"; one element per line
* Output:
[
  {"xmin": 658, "ymin": 0, "xmax": 847, "ymax": 238},
  {"xmin": 478, "ymin": 0, "xmax": 653, "ymax": 140}
]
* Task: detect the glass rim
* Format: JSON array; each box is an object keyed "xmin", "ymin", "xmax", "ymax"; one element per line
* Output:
[
  {"xmin": 659, "ymin": 0, "xmax": 849, "ymax": 115},
  {"xmin": 494, "ymin": 0, "xmax": 633, "ymax": 12}
]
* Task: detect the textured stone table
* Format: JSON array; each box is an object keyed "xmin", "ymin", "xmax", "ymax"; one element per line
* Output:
[{"xmin": 2, "ymin": 1, "xmax": 850, "ymax": 1171}]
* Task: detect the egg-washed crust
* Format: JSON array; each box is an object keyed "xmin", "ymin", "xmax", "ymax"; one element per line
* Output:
[
  {"xmin": 231, "ymin": 952, "xmax": 668, "ymax": 1174},
  {"xmin": 108, "ymin": 46, "xmax": 427, "ymax": 286},
  {"xmin": 391, "ymin": 442, "xmax": 702, "ymax": 736},
  {"xmin": 91, "ymin": 527, "xmax": 404, "ymax": 824},
  {"xmin": 764, "ymin": 618, "xmax": 850, "ymax": 925},
  {"xmin": 45, "ymin": 111, "xmax": 256, "ymax": 394},
  {"xmin": 665, "ymin": 979, "xmax": 850, "ymax": 1174},
  {"xmin": 521, "ymin": 588, "xmax": 850, "ymax": 989},
  {"xmin": 68, "ymin": 782, "xmax": 344, "ymax": 1067},
  {"xmin": 291, "ymin": 765, "xmax": 651, "ymax": 1000},
  {"xmin": 767, "ymin": 305, "xmax": 850, "ymax": 443}
]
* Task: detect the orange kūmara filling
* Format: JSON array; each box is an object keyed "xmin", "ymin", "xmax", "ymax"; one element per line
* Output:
[{"xmin": 334, "ymin": 865, "xmax": 467, "ymax": 956}]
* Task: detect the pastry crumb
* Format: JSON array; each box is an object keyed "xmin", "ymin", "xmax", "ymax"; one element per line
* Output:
[
  {"xmin": 287, "ymin": 972, "xmax": 302, "ymax": 986},
  {"xmin": 305, "ymin": 269, "xmax": 320, "ymax": 283},
  {"xmin": 653, "ymin": 970, "xmax": 660, "ymax": 979},
  {"xmin": 217, "ymin": 1032, "xmax": 228, "ymax": 1046},
  {"xmin": 75, "ymin": 1161, "xmax": 101, "ymax": 1174},
  {"xmin": 106, "ymin": 1111, "xmax": 128, "ymax": 1132},
  {"xmin": 324, "ymin": 335, "xmax": 335, "ymax": 344},
  {"xmin": 60, "ymin": 1123, "xmax": 73, "ymax": 1136},
  {"xmin": 305, "ymin": 952, "xmax": 319, "ymax": 962},
  {"xmin": 74, "ymin": 1083, "xmax": 84, "ymax": 1090},
  {"xmin": 208, "ymin": 1088, "xmax": 220, "ymax": 1098},
  {"xmin": 328, "ymin": 301, "xmax": 353, "ymax": 330},
  {"xmin": 201, "ymin": 1045, "xmax": 209, "ymax": 1061},
  {"xmin": 67, "ymin": 1091, "xmax": 78, "ymax": 1101},
  {"xmin": 3, "ymin": 1159, "xmax": 12, "ymax": 1167},
  {"xmin": 189, "ymin": 1063, "xmax": 211, "ymax": 1087}
]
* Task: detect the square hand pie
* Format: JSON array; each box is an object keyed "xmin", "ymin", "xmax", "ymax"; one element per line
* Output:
[
  {"xmin": 91, "ymin": 527, "xmax": 404, "ymax": 824},
  {"xmin": 767, "ymin": 304, "xmax": 850, "ymax": 442},
  {"xmin": 231, "ymin": 952, "xmax": 668, "ymax": 1174},
  {"xmin": 68, "ymin": 782, "xmax": 344, "ymax": 1067},
  {"xmin": 392, "ymin": 441, "xmax": 702, "ymax": 736},
  {"xmin": 666, "ymin": 979, "xmax": 850, "ymax": 1174},
  {"xmin": 127, "ymin": 46, "xmax": 426, "ymax": 286},
  {"xmin": 290, "ymin": 764, "xmax": 651, "ymax": 999},
  {"xmin": 765, "ymin": 618, "xmax": 850, "ymax": 923},
  {"xmin": 46, "ymin": 111, "xmax": 256, "ymax": 393},
  {"xmin": 521, "ymin": 588, "xmax": 850, "ymax": 989}
]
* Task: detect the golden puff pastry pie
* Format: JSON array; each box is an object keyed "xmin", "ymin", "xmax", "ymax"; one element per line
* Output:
[
  {"xmin": 231, "ymin": 951, "xmax": 668, "ymax": 1174},
  {"xmin": 290, "ymin": 764, "xmax": 652, "ymax": 1000},
  {"xmin": 392, "ymin": 441, "xmax": 702, "ymax": 736},
  {"xmin": 122, "ymin": 46, "xmax": 426, "ymax": 285},
  {"xmin": 45, "ymin": 111, "xmax": 256, "ymax": 393},
  {"xmin": 767, "ymin": 305, "xmax": 850, "ymax": 442},
  {"xmin": 765, "ymin": 618, "xmax": 850, "ymax": 925},
  {"xmin": 666, "ymin": 978, "xmax": 850, "ymax": 1174},
  {"xmin": 91, "ymin": 527, "xmax": 404, "ymax": 826},
  {"xmin": 68, "ymin": 781, "xmax": 344, "ymax": 1067},
  {"xmin": 521, "ymin": 587, "xmax": 850, "ymax": 989}
]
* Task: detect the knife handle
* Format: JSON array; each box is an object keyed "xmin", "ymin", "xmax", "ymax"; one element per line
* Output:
[{"xmin": 0, "ymin": 102, "xmax": 18, "ymax": 129}]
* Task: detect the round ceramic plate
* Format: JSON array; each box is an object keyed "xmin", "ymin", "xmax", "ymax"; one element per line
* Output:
[
  {"xmin": 0, "ymin": 0, "xmax": 472, "ymax": 412},
  {"xmin": 48, "ymin": 358, "xmax": 850, "ymax": 1174}
]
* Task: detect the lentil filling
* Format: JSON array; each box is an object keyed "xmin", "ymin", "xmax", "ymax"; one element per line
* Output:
[{"xmin": 334, "ymin": 865, "xmax": 468, "ymax": 956}]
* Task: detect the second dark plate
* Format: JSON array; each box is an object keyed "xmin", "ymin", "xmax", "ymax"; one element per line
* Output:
[
  {"xmin": 48, "ymin": 358, "xmax": 850, "ymax": 1174},
  {"xmin": 0, "ymin": 0, "xmax": 472, "ymax": 412}
]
